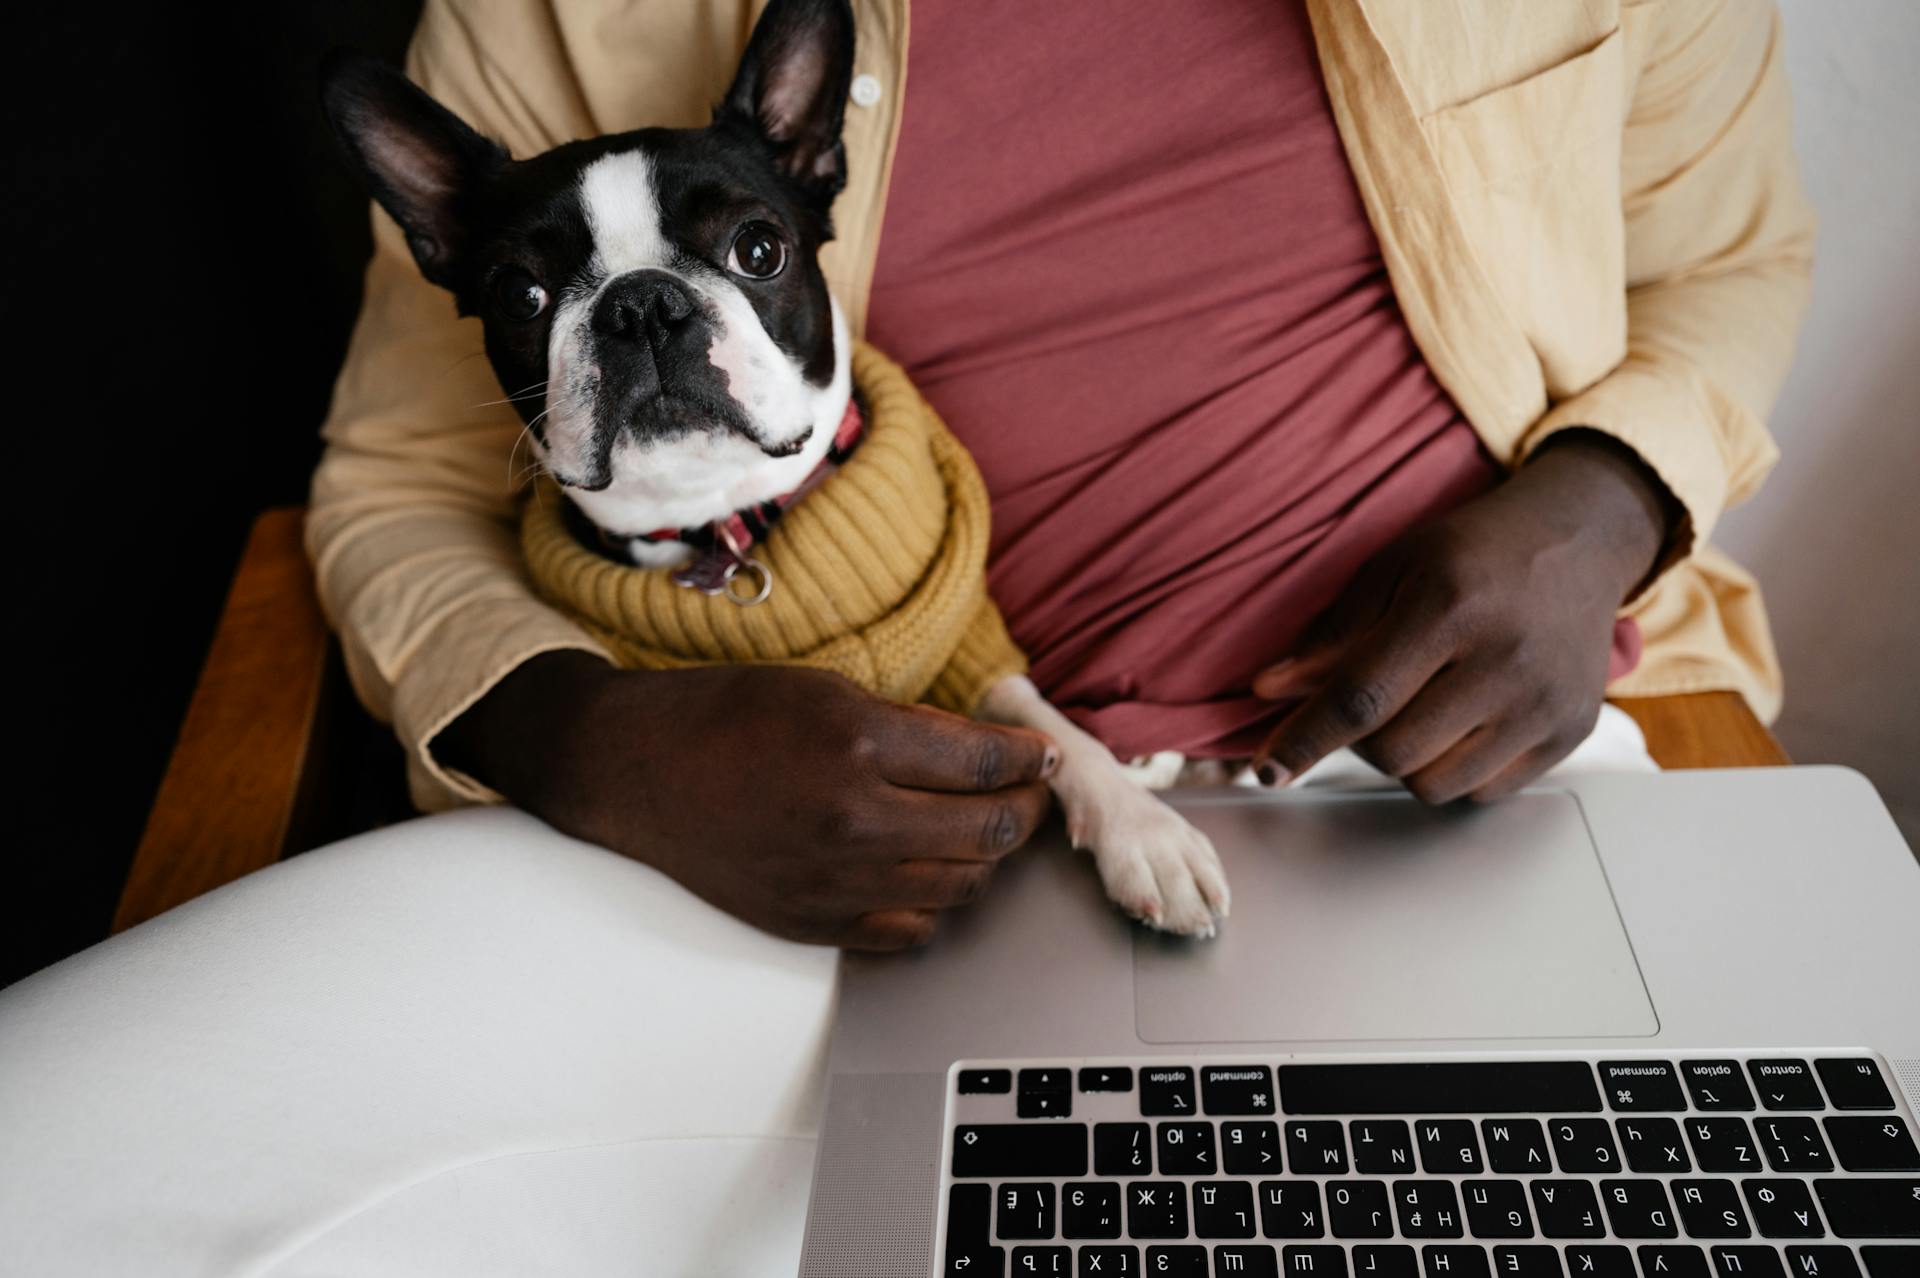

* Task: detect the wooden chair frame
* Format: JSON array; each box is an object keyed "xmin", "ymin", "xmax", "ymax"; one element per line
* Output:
[{"xmin": 115, "ymin": 507, "xmax": 1791, "ymax": 933}]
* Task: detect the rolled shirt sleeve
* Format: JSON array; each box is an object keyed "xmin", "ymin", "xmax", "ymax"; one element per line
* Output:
[{"xmin": 1518, "ymin": 0, "xmax": 1815, "ymax": 586}]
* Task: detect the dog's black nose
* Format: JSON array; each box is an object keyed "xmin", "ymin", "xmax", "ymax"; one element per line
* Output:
[{"xmin": 593, "ymin": 270, "xmax": 696, "ymax": 353}]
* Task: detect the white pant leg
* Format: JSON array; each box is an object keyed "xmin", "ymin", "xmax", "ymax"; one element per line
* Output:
[
  {"xmin": 0, "ymin": 807, "xmax": 839, "ymax": 1278},
  {"xmin": 0, "ymin": 709, "xmax": 1655, "ymax": 1277}
]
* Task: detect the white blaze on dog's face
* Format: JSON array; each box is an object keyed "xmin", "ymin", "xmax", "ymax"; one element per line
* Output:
[
  {"xmin": 537, "ymin": 146, "xmax": 851, "ymax": 548},
  {"xmin": 319, "ymin": 0, "xmax": 858, "ymax": 559}
]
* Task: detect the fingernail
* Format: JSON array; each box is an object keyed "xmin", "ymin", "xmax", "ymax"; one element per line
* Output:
[
  {"xmin": 1041, "ymin": 744, "xmax": 1061, "ymax": 778},
  {"xmin": 1255, "ymin": 760, "xmax": 1290, "ymax": 788}
]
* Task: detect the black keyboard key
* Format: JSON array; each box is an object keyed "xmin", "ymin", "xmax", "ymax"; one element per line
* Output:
[
  {"xmin": 945, "ymin": 1245, "xmax": 1005, "ymax": 1278},
  {"xmin": 1757, "ymin": 1117, "xmax": 1834, "ymax": 1172},
  {"xmin": 1421, "ymin": 1245, "xmax": 1490, "ymax": 1277},
  {"xmin": 1682, "ymin": 1061, "xmax": 1758, "ymax": 1112},
  {"xmin": 1418, "ymin": 1120, "xmax": 1483, "ymax": 1173},
  {"xmin": 1551, "ymin": 1119, "xmax": 1621, "ymax": 1172},
  {"xmin": 961, "ymin": 1069, "xmax": 1012, "ymax": 1094},
  {"xmin": 1861, "ymin": 1247, "xmax": 1919, "ymax": 1278},
  {"xmin": 1462, "ymin": 1179, "xmax": 1533, "ymax": 1238},
  {"xmin": 1329, "ymin": 1180, "xmax": 1393, "ymax": 1238},
  {"xmin": 1258, "ymin": 1181, "xmax": 1324, "ymax": 1238},
  {"xmin": 1816, "ymin": 1059, "xmax": 1896, "ymax": 1111},
  {"xmin": 1713, "ymin": 1247, "xmax": 1788, "ymax": 1278},
  {"xmin": 1482, "ymin": 1120, "xmax": 1553, "ymax": 1174},
  {"xmin": 946, "ymin": 1184, "xmax": 1001, "ymax": 1275},
  {"xmin": 1286, "ymin": 1121, "xmax": 1349, "ymax": 1174},
  {"xmin": 1013, "ymin": 1247, "xmax": 1072, "ymax": 1275},
  {"xmin": 1020, "ymin": 1091, "xmax": 1073, "ymax": 1119},
  {"xmin": 1600, "ymin": 1061, "xmax": 1688, "ymax": 1112},
  {"xmin": 1671, "ymin": 1178, "xmax": 1751, "ymax": 1238},
  {"xmin": 1491, "ymin": 1246, "xmax": 1563, "ymax": 1277},
  {"xmin": 1688, "ymin": 1118, "xmax": 1763, "ymax": 1173},
  {"xmin": 1742, "ymin": 1178, "xmax": 1822, "ymax": 1237},
  {"xmin": 1354, "ymin": 1119, "xmax": 1419, "ymax": 1174},
  {"xmin": 1224, "ymin": 1121, "xmax": 1283, "ymax": 1174},
  {"xmin": 1619, "ymin": 1117, "xmax": 1693, "ymax": 1172},
  {"xmin": 1826, "ymin": 1116, "xmax": 1920, "ymax": 1171},
  {"xmin": 1096, "ymin": 1123, "xmax": 1152, "ymax": 1176},
  {"xmin": 1194, "ymin": 1181, "xmax": 1258, "ymax": 1239},
  {"xmin": 999, "ymin": 1184, "xmax": 1056, "ymax": 1240},
  {"xmin": 1279, "ymin": 1062, "xmax": 1601, "ymax": 1114},
  {"xmin": 1749, "ymin": 1060, "xmax": 1825, "ymax": 1111},
  {"xmin": 1782, "ymin": 1246, "xmax": 1857, "ymax": 1277},
  {"xmin": 1530, "ymin": 1179, "xmax": 1605, "ymax": 1237},
  {"xmin": 950, "ymin": 1183, "xmax": 992, "ymax": 1246},
  {"xmin": 1081, "ymin": 1067, "xmax": 1134, "ymax": 1093},
  {"xmin": 954, "ymin": 1125, "xmax": 1089, "ymax": 1178},
  {"xmin": 1141, "ymin": 1067, "xmax": 1197, "ymax": 1116},
  {"xmin": 1393, "ymin": 1180, "xmax": 1463, "ymax": 1238},
  {"xmin": 1020, "ymin": 1069, "xmax": 1074, "ymax": 1116},
  {"xmin": 1813, "ymin": 1178, "xmax": 1920, "ymax": 1237},
  {"xmin": 1600, "ymin": 1178, "xmax": 1678, "ymax": 1238},
  {"xmin": 1204, "ymin": 1066, "xmax": 1276, "ymax": 1116},
  {"xmin": 1279, "ymin": 1246, "xmax": 1342, "ymax": 1277},
  {"xmin": 1355, "ymin": 1244, "xmax": 1420, "ymax": 1277},
  {"xmin": 1078, "ymin": 1246, "xmax": 1139, "ymax": 1277},
  {"xmin": 1563, "ymin": 1246, "xmax": 1633, "ymax": 1277},
  {"xmin": 1157, "ymin": 1122, "xmax": 1217, "ymax": 1175},
  {"xmin": 1638, "ymin": 1246, "xmax": 1710, "ymax": 1277},
  {"xmin": 1128, "ymin": 1181, "xmax": 1191, "ymax": 1239},
  {"xmin": 1215, "ymin": 1246, "xmax": 1280, "ymax": 1277},
  {"xmin": 1063, "ymin": 1182, "xmax": 1123, "ymax": 1239},
  {"xmin": 1145, "ymin": 1246, "xmax": 1208, "ymax": 1276}
]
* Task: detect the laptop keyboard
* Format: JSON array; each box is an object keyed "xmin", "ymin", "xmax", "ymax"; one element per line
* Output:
[{"xmin": 937, "ymin": 1053, "xmax": 1920, "ymax": 1277}]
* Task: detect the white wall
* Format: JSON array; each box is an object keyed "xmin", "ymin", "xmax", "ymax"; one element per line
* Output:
[{"xmin": 1713, "ymin": 0, "xmax": 1920, "ymax": 842}]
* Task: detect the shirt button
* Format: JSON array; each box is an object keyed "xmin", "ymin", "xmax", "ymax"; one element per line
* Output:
[{"xmin": 850, "ymin": 73, "xmax": 883, "ymax": 107}]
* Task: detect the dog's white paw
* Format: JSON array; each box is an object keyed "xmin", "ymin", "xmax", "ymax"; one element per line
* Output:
[{"xmin": 1055, "ymin": 762, "xmax": 1231, "ymax": 938}]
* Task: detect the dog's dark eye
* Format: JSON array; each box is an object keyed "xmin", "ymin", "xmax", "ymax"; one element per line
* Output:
[
  {"xmin": 726, "ymin": 223, "xmax": 787, "ymax": 280},
  {"xmin": 491, "ymin": 268, "xmax": 549, "ymax": 321}
]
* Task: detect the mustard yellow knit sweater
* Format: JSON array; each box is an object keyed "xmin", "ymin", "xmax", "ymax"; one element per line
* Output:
[{"xmin": 520, "ymin": 342, "xmax": 1028, "ymax": 714}]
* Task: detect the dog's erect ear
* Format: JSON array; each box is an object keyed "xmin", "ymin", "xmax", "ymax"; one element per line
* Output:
[
  {"xmin": 718, "ymin": 0, "xmax": 856, "ymax": 207},
  {"xmin": 319, "ymin": 49, "xmax": 507, "ymax": 288}
]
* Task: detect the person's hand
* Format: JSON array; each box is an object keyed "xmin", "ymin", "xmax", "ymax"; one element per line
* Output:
[
  {"xmin": 1251, "ymin": 431, "xmax": 1677, "ymax": 803},
  {"xmin": 436, "ymin": 652, "xmax": 1059, "ymax": 949}
]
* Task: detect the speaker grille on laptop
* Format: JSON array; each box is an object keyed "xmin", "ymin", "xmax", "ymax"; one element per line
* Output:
[
  {"xmin": 1896, "ymin": 1057, "xmax": 1920, "ymax": 1113},
  {"xmin": 798, "ymin": 1071, "xmax": 947, "ymax": 1278}
]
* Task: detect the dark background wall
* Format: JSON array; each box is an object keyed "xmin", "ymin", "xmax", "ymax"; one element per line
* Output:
[{"xmin": 3, "ymin": 2, "xmax": 425, "ymax": 987}]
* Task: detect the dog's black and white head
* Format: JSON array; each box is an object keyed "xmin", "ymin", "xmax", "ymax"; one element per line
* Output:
[{"xmin": 321, "ymin": 0, "xmax": 855, "ymax": 564}]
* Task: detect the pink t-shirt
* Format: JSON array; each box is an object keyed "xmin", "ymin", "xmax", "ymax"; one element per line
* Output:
[{"xmin": 865, "ymin": 0, "xmax": 1637, "ymax": 759}]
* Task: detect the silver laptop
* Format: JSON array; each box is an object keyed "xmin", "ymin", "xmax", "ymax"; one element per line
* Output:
[{"xmin": 797, "ymin": 766, "xmax": 1920, "ymax": 1277}]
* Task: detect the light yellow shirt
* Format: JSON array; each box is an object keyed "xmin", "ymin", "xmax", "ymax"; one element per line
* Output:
[{"xmin": 309, "ymin": 0, "xmax": 1814, "ymax": 811}]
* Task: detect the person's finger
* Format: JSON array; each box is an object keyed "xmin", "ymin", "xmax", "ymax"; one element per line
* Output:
[
  {"xmin": 1253, "ymin": 602, "xmax": 1455, "ymax": 786},
  {"xmin": 1465, "ymin": 727, "xmax": 1589, "ymax": 803},
  {"xmin": 1250, "ymin": 642, "xmax": 1342, "ymax": 701},
  {"xmin": 868, "ymin": 702, "xmax": 1059, "ymax": 793},
  {"xmin": 888, "ymin": 781, "xmax": 1054, "ymax": 862},
  {"xmin": 1352, "ymin": 664, "xmax": 1500, "ymax": 780},
  {"xmin": 1251, "ymin": 550, "xmax": 1409, "ymax": 699},
  {"xmin": 838, "ymin": 908, "xmax": 940, "ymax": 952},
  {"xmin": 886, "ymin": 858, "xmax": 1000, "ymax": 910},
  {"xmin": 1402, "ymin": 720, "xmax": 1543, "ymax": 805}
]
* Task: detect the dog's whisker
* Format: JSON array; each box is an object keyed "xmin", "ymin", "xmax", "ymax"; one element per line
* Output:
[{"xmin": 471, "ymin": 381, "xmax": 550, "ymax": 410}]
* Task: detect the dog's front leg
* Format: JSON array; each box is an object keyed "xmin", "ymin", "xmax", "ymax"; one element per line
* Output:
[{"xmin": 977, "ymin": 675, "xmax": 1230, "ymax": 936}]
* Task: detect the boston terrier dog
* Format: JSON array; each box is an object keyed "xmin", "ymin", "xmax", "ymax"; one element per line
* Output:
[{"xmin": 320, "ymin": 0, "xmax": 1230, "ymax": 935}]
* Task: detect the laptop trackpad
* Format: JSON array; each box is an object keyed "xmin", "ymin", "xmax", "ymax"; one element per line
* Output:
[{"xmin": 1134, "ymin": 791, "xmax": 1657, "ymax": 1043}]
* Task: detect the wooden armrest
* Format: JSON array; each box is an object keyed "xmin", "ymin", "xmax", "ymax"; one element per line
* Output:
[
  {"xmin": 114, "ymin": 508, "xmax": 334, "ymax": 933},
  {"xmin": 1610, "ymin": 691, "xmax": 1790, "ymax": 770}
]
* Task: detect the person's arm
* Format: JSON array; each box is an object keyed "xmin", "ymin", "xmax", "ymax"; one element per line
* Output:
[{"xmin": 1251, "ymin": 0, "xmax": 1813, "ymax": 799}]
